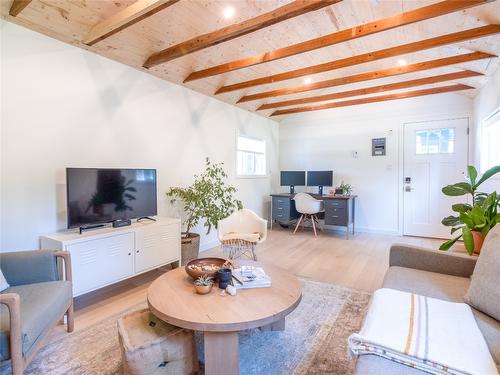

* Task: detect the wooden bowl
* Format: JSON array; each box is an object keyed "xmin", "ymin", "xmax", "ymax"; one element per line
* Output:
[{"xmin": 185, "ymin": 257, "xmax": 227, "ymax": 280}]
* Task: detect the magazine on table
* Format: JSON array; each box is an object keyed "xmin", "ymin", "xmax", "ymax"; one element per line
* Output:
[{"xmin": 232, "ymin": 266, "xmax": 272, "ymax": 289}]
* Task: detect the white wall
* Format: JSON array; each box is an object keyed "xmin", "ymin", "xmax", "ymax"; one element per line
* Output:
[
  {"xmin": 472, "ymin": 67, "xmax": 500, "ymax": 193},
  {"xmin": 279, "ymin": 93, "xmax": 473, "ymax": 234},
  {"xmin": 0, "ymin": 21, "xmax": 279, "ymax": 252}
]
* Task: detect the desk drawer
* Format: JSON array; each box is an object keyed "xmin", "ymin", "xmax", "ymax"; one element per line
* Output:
[
  {"xmin": 324, "ymin": 211, "xmax": 347, "ymax": 225},
  {"xmin": 324, "ymin": 199, "xmax": 347, "ymax": 210},
  {"xmin": 272, "ymin": 197, "xmax": 290, "ymax": 220}
]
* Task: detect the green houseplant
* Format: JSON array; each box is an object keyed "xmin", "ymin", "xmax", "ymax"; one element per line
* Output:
[
  {"xmin": 440, "ymin": 165, "xmax": 500, "ymax": 255},
  {"xmin": 167, "ymin": 158, "xmax": 243, "ymax": 264}
]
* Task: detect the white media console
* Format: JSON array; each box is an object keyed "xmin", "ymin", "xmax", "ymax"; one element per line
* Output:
[{"xmin": 40, "ymin": 217, "xmax": 181, "ymax": 297}]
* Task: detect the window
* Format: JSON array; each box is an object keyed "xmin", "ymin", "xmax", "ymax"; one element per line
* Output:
[
  {"xmin": 415, "ymin": 128, "xmax": 455, "ymax": 154},
  {"xmin": 237, "ymin": 135, "xmax": 266, "ymax": 177},
  {"xmin": 480, "ymin": 108, "xmax": 500, "ymax": 173}
]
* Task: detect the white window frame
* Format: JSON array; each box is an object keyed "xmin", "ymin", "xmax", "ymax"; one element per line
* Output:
[
  {"xmin": 236, "ymin": 133, "xmax": 267, "ymax": 178},
  {"xmin": 479, "ymin": 107, "xmax": 500, "ymax": 175}
]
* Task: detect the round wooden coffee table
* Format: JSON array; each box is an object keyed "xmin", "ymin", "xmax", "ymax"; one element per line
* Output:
[{"xmin": 147, "ymin": 264, "xmax": 302, "ymax": 375}]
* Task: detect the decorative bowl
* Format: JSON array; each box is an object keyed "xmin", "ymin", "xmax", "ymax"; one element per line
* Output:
[{"xmin": 185, "ymin": 257, "xmax": 227, "ymax": 280}]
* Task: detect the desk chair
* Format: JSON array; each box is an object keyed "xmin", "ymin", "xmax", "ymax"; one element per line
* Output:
[
  {"xmin": 217, "ymin": 209, "xmax": 267, "ymax": 260},
  {"xmin": 293, "ymin": 193, "xmax": 324, "ymax": 236}
]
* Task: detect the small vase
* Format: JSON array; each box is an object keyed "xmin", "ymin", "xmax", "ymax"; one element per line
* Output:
[
  {"xmin": 471, "ymin": 231, "xmax": 484, "ymax": 255},
  {"xmin": 194, "ymin": 284, "xmax": 213, "ymax": 295}
]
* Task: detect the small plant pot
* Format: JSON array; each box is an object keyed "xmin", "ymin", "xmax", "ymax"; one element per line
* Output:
[
  {"xmin": 334, "ymin": 188, "xmax": 344, "ymax": 195},
  {"xmin": 472, "ymin": 231, "xmax": 485, "ymax": 255},
  {"xmin": 194, "ymin": 284, "xmax": 213, "ymax": 295}
]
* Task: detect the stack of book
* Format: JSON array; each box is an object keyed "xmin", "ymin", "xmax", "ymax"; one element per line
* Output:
[{"xmin": 232, "ymin": 267, "xmax": 272, "ymax": 289}]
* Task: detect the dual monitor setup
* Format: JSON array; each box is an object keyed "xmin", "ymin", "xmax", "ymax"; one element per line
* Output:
[{"xmin": 280, "ymin": 170, "xmax": 333, "ymax": 195}]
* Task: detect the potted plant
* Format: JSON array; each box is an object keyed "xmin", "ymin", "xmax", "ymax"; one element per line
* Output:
[
  {"xmin": 335, "ymin": 181, "xmax": 353, "ymax": 195},
  {"xmin": 167, "ymin": 158, "xmax": 243, "ymax": 264},
  {"xmin": 193, "ymin": 275, "xmax": 214, "ymax": 295},
  {"xmin": 440, "ymin": 165, "xmax": 500, "ymax": 255}
]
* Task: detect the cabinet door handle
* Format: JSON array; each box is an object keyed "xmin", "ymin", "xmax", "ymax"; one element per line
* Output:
[
  {"xmin": 331, "ymin": 215, "xmax": 339, "ymax": 218},
  {"xmin": 277, "ymin": 207, "xmax": 283, "ymax": 210}
]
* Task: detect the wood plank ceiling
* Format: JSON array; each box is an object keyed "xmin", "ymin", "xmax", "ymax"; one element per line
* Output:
[{"xmin": 2, "ymin": 0, "xmax": 499, "ymax": 120}]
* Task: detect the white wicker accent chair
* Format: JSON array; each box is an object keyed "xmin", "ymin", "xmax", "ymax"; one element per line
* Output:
[
  {"xmin": 217, "ymin": 209, "xmax": 267, "ymax": 261},
  {"xmin": 293, "ymin": 193, "xmax": 324, "ymax": 236}
]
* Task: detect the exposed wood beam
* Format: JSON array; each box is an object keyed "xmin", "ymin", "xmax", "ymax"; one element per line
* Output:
[
  {"xmin": 184, "ymin": 0, "xmax": 493, "ymax": 82},
  {"xmin": 238, "ymin": 51, "xmax": 494, "ymax": 103},
  {"xmin": 9, "ymin": 0, "xmax": 32, "ymax": 16},
  {"xmin": 84, "ymin": 0, "xmax": 180, "ymax": 46},
  {"xmin": 258, "ymin": 70, "xmax": 483, "ymax": 110},
  {"xmin": 143, "ymin": 0, "xmax": 341, "ymax": 68},
  {"xmin": 217, "ymin": 24, "xmax": 500, "ymax": 95},
  {"xmin": 270, "ymin": 84, "xmax": 474, "ymax": 116}
]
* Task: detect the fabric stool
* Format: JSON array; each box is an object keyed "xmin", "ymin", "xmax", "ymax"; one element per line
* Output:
[{"xmin": 117, "ymin": 309, "xmax": 198, "ymax": 375}]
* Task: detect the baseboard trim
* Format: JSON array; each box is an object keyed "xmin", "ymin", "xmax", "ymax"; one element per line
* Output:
[{"xmin": 199, "ymin": 239, "xmax": 220, "ymax": 252}]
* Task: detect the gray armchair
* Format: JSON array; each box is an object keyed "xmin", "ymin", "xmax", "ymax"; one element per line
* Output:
[{"xmin": 0, "ymin": 250, "xmax": 74, "ymax": 375}]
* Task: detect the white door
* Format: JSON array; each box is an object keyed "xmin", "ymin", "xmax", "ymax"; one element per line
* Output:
[
  {"xmin": 135, "ymin": 222, "xmax": 181, "ymax": 273},
  {"xmin": 403, "ymin": 118, "xmax": 468, "ymax": 238}
]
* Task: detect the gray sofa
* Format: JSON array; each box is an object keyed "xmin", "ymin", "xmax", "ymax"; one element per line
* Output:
[
  {"xmin": 355, "ymin": 243, "xmax": 500, "ymax": 374},
  {"xmin": 0, "ymin": 250, "xmax": 74, "ymax": 375}
]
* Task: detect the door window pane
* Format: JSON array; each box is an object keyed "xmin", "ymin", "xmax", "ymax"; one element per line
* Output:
[{"xmin": 415, "ymin": 128, "xmax": 455, "ymax": 154}]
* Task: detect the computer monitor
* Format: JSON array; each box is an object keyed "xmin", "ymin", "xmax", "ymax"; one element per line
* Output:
[
  {"xmin": 307, "ymin": 171, "xmax": 333, "ymax": 195},
  {"xmin": 280, "ymin": 171, "xmax": 306, "ymax": 194}
]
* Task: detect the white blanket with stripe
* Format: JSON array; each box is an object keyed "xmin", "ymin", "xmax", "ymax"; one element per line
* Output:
[{"xmin": 348, "ymin": 288, "xmax": 498, "ymax": 375}]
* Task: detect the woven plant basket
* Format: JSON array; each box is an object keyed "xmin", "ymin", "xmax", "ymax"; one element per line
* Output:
[{"xmin": 181, "ymin": 233, "xmax": 200, "ymax": 266}]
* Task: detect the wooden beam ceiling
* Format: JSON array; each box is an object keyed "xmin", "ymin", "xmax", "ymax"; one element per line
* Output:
[
  {"xmin": 257, "ymin": 70, "xmax": 483, "ymax": 110},
  {"xmin": 270, "ymin": 84, "xmax": 474, "ymax": 116},
  {"xmin": 184, "ymin": 0, "xmax": 493, "ymax": 83},
  {"xmin": 8, "ymin": 0, "xmax": 31, "ymax": 17},
  {"xmin": 84, "ymin": 0, "xmax": 180, "ymax": 46},
  {"xmin": 238, "ymin": 51, "xmax": 494, "ymax": 103},
  {"xmin": 216, "ymin": 25, "xmax": 500, "ymax": 95},
  {"xmin": 143, "ymin": 0, "xmax": 341, "ymax": 68}
]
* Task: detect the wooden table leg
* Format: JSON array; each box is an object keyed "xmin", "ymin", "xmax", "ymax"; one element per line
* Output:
[
  {"xmin": 204, "ymin": 331, "xmax": 239, "ymax": 375},
  {"xmin": 260, "ymin": 318, "xmax": 286, "ymax": 331}
]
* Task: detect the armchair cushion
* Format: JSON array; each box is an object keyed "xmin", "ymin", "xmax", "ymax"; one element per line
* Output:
[
  {"xmin": 0, "ymin": 270, "xmax": 9, "ymax": 292},
  {"xmin": 0, "ymin": 280, "xmax": 72, "ymax": 360},
  {"xmin": 465, "ymin": 226, "xmax": 500, "ymax": 321},
  {"xmin": 0, "ymin": 250, "xmax": 59, "ymax": 286}
]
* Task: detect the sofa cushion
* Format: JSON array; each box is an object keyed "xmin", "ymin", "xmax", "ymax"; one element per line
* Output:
[
  {"xmin": 0, "ymin": 280, "xmax": 72, "ymax": 360},
  {"xmin": 473, "ymin": 308, "xmax": 500, "ymax": 364},
  {"xmin": 382, "ymin": 266, "xmax": 470, "ymax": 302},
  {"xmin": 465, "ymin": 226, "xmax": 500, "ymax": 321}
]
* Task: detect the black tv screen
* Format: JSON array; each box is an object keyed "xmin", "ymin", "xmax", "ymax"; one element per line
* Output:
[{"xmin": 66, "ymin": 168, "xmax": 157, "ymax": 228}]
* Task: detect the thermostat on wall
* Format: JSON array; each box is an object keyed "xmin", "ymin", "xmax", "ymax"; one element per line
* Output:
[{"xmin": 372, "ymin": 138, "xmax": 386, "ymax": 156}]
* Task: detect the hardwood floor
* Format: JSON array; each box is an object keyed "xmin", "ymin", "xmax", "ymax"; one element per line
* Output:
[{"xmin": 46, "ymin": 228, "xmax": 444, "ymax": 342}]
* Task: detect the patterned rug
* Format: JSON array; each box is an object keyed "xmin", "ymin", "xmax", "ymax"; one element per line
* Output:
[{"xmin": 7, "ymin": 278, "xmax": 371, "ymax": 375}]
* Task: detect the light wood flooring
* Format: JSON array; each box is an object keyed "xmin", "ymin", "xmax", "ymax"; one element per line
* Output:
[{"xmin": 46, "ymin": 227, "xmax": 444, "ymax": 342}]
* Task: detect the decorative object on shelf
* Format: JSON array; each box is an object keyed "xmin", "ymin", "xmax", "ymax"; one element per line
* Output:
[
  {"xmin": 217, "ymin": 209, "xmax": 267, "ymax": 261},
  {"xmin": 335, "ymin": 181, "xmax": 353, "ymax": 195},
  {"xmin": 167, "ymin": 158, "xmax": 243, "ymax": 265},
  {"xmin": 440, "ymin": 165, "xmax": 500, "ymax": 255},
  {"xmin": 194, "ymin": 275, "xmax": 214, "ymax": 295},
  {"xmin": 217, "ymin": 268, "xmax": 232, "ymax": 289},
  {"xmin": 185, "ymin": 257, "xmax": 229, "ymax": 280}
]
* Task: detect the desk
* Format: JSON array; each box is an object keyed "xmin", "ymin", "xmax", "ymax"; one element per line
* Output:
[{"xmin": 270, "ymin": 194, "xmax": 357, "ymax": 239}]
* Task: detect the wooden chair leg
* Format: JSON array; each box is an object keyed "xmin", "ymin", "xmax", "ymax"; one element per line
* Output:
[
  {"xmin": 311, "ymin": 215, "xmax": 317, "ymax": 236},
  {"xmin": 67, "ymin": 302, "xmax": 74, "ymax": 333},
  {"xmin": 293, "ymin": 215, "xmax": 303, "ymax": 234},
  {"xmin": 251, "ymin": 244, "xmax": 257, "ymax": 261}
]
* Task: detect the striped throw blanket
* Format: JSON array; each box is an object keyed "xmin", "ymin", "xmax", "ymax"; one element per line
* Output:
[{"xmin": 348, "ymin": 288, "xmax": 498, "ymax": 375}]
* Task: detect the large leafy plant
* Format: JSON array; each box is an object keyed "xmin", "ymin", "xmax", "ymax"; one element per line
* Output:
[
  {"xmin": 440, "ymin": 165, "xmax": 500, "ymax": 254},
  {"xmin": 167, "ymin": 158, "xmax": 243, "ymax": 236}
]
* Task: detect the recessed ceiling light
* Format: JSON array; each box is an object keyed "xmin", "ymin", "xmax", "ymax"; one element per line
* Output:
[
  {"xmin": 397, "ymin": 59, "xmax": 408, "ymax": 66},
  {"xmin": 223, "ymin": 6, "xmax": 235, "ymax": 19},
  {"xmin": 303, "ymin": 77, "xmax": 312, "ymax": 84}
]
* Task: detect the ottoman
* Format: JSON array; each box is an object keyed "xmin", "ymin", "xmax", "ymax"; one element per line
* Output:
[{"xmin": 117, "ymin": 309, "xmax": 199, "ymax": 375}]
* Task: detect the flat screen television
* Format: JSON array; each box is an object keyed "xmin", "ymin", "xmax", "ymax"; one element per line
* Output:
[{"xmin": 66, "ymin": 168, "xmax": 157, "ymax": 229}]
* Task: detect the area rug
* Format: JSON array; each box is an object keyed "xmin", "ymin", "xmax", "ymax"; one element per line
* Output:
[{"xmin": 10, "ymin": 278, "xmax": 371, "ymax": 375}]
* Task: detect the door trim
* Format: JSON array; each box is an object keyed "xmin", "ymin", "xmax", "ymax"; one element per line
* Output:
[{"xmin": 397, "ymin": 115, "xmax": 470, "ymax": 237}]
